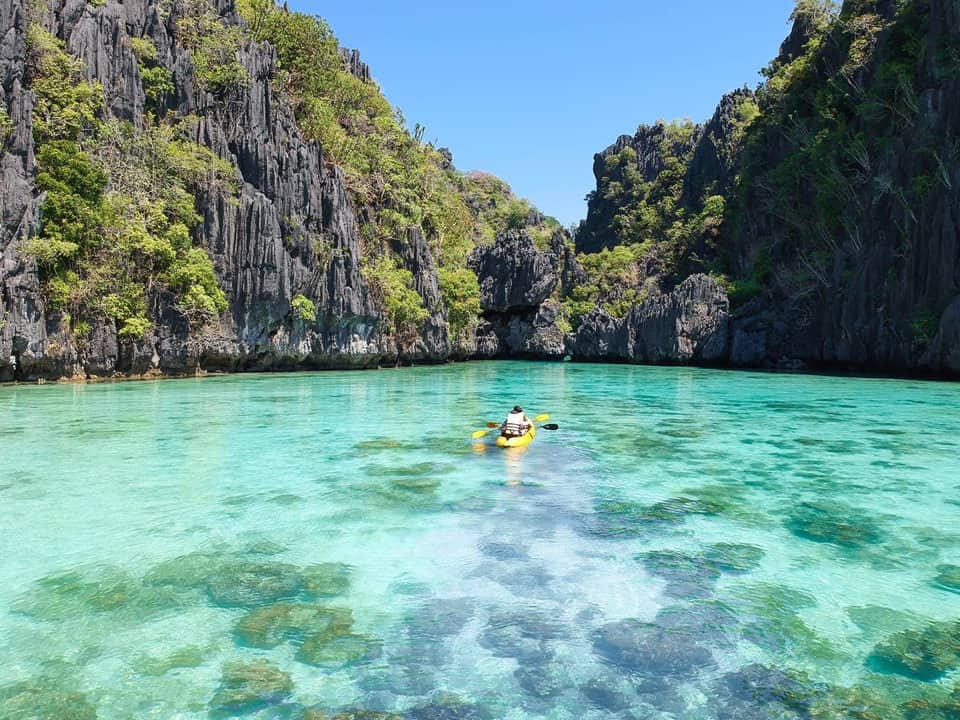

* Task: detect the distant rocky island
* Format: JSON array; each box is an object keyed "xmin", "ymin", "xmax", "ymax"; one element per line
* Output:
[{"xmin": 2, "ymin": 0, "xmax": 958, "ymax": 381}]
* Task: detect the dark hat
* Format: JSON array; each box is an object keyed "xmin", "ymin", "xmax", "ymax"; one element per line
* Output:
[{"xmin": 512, "ymin": 406, "xmax": 523, "ymax": 413}]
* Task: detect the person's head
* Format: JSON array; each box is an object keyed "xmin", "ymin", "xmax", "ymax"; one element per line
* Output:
[{"xmin": 512, "ymin": 406, "xmax": 523, "ymax": 413}]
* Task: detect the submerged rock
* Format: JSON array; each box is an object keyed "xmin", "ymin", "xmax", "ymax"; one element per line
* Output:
[
  {"xmin": 0, "ymin": 678, "xmax": 97, "ymax": 720},
  {"xmin": 579, "ymin": 678, "xmax": 632, "ymax": 712},
  {"xmin": 847, "ymin": 605, "xmax": 927, "ymax": 638},
  {"xmin": 637, "ymin": 549, "xmax": 721, "ymax": 599},
  {"xmin": 15, "ymin": 566, "xmax": 182, "ymax": 622},
  {"xmin": 654, "ymin": 601, "xmax": 740, "ymax": 645},
  {"xmin": 785, "ymin": 501, "xmax": 882, "ymax": 549},
  {"xmin": 713, "ymin": 664, "xmax": 819, "ymax": 720},
  {"xmin": 296, "ymin": 632, "xmax": 382, "ymax": 667},
  {"xmin": 590, "ymin": 486, "xmax": 743, "ymax": 537},
  {"xmin": 729, "ymin": 583, "xmax": 839, "ymax": 662},
  {"xmin": 704, "ymin": 543, "xmax": 765, "ymax": 574},
  {"xmin": 405, "ymin": 598, "xmax": 475, "ymax": 639},
  {"xmin": 209, "ymin": 661, "xmax": 293, "ymax": 717},
  {"xmin": 406, "ymin": 699, "xmax": 491, "ymax": 720},
  {"xmin": 514, "ymin": 663, "xmax": 569, "ymax": 699},
  {"xmin": 934, "ymin": 565, "xmax": 960, "ymax": 594},
  {"xmin": 303, "ymin": 563, "xmax": 352, "ymax": 597},
  {"xmin": 592, "ymin": 619, "xmax": 713, "ymax": 676},
  {"xmin": 206, "ymin": 562, "xmax": 304, "ymax": 608},
  {"xmin": 234, "ymin": 603, "xmax": 352, "ymax": 649},
  {"xmin": 868, "ymin": 620, "xmax": 960, "ymax": 681},
  {"xmin": 137, "ymin": 645, "xmax": 208, "ymax": 676},
  {"xmin": 477, "ymin": 609, "xmax": 563, "ymax": 664}
]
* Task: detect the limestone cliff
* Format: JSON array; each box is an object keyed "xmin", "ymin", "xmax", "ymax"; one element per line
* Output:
[
  {"xmin": 0, "ymin": 0, "xmax": 550, "ymax": 380},
  {"xmin": 572, "ymin": 0, "xmax": 960, "ymax": 378}
]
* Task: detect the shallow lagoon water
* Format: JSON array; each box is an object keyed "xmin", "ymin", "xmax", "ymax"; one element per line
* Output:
[{"xmin": 1, "ymin": 361, "xmax": 959, "ymax": 718}]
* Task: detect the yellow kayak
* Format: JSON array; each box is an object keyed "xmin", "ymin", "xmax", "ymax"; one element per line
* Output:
[{"xmin": 496, "ymin": 424, "xmax": 536, "ymax": 448}]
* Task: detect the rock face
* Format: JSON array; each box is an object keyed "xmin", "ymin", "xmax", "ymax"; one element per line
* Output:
[
  {"xmin": 569, "ymin": 274, "xmax": 730, "ymax": 365},
  {"xmin": 728, "ymin": 0, "xmax": 960, "ymax": 376},
  {"xmin": 0, "ymin": 0, "xmax": 450, "ymax": 380},
  {"xmin": 468, "ymin": 230, "xmax": 566, "ymax": 359},
  {"xmin": 577, "ymin": 123, "xmax": 700, "ymax": 254},
  {"xmin": 392, "ymin": 228, "xmax": 450, "ymax": 363},
  {"xmin": 470, "ymin": 230, "xmax": 557, "ymax": 312},
  {"xmin": 681, "ymin": 87, "xmax": 754, "ymax": 207},
  {"xmin": 1, "ymin": 0, "xmax": 47, "ymax": 381}
]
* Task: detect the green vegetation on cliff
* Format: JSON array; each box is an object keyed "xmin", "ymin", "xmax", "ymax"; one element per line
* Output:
[
  {"xmin": 25, "ymin": 24, "xmax": 231, "ymax": 341},
  {"xmin": 236, "ymin": 0, "xmax": 560, "ymax": 344},
  {"xmin": 729, "ymin": 0, "xmax": 943, "ymax": 309},
  {"xmin": 23, "ymin": 0, "xmax": 562, "ymax": 353},
  {"xmin": 575, "ymin": 0, "xmax": 955, "ymax": 355}
]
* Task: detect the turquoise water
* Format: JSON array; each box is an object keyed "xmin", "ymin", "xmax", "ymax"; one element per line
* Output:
[{"xmin": 1, "ymin": 362, "xmax": 959, "ymax": 719}]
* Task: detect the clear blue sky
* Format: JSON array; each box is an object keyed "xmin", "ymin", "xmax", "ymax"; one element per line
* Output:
[{"xmin": 292, "ymin": 1, "xmax": 797, "ymax": 226}]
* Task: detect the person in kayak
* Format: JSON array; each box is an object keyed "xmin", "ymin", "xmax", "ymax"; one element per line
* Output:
[{"xmin": 501, "ymin": 406, "xmax": 532, "ymax": 438}]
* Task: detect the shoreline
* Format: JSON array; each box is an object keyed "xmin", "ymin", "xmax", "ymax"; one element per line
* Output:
[{"xmin": 2, "ymin": 356, "xmax": 959, "ymax": 388}]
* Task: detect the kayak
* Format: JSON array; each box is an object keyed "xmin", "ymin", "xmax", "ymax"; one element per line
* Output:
[{"xmin": 496, "ymin": 424, "xmax": 536, "ymax": 448}]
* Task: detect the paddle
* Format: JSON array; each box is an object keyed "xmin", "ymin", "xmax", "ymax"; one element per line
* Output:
[{"xmin": 472, "ymin": 414, "xmax": 554, "ymax": 439}]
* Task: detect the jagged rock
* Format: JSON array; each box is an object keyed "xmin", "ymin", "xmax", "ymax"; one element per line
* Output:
[
  {"xmin": 339, "ymin": 47, "xmax": 370, "ymax": 83},
  {"xmin": 577, "ymin": 122, "xmax": 701, "ymax": 254},
  {"xmin": 392, "ymin": 228, "xmax": 450, "ymax": 363},
  {"xmin": 1, "ymin": 0, "xmax": 45, "ymax": 381},
  {"xmin": 468, "ymin": 230, "xmax": 557, "ymax": 312},
  {"xmin": 682, "ymin": 88, "xmax": 755, "ymax": 207},
  {"xmin": 0, "ymin": 0, "xmax": 428, "ymax": 380},
  {"xmin": 467, "ymin": 230, "xmax": 566, "ymax": 359},
  {"xmin": 569, "ymin": 274, "xmax": 729, "ymax": 364}
]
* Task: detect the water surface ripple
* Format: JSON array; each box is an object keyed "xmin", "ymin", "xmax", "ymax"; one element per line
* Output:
[{"xmin": 1, "ymin": 362, "xmax": 959, "ymax": 718}]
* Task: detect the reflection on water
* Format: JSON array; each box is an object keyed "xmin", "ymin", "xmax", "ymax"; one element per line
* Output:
[{"xmin": 1, "ymin": 362, "xmax": 960, "ymax": 718}]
